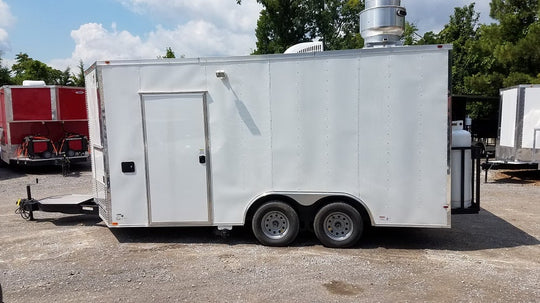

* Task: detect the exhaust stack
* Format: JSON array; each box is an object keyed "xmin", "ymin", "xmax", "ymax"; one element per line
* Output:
[{"xmin": 360, "ymin": 0, "xmax": 407, "ymax": 47}]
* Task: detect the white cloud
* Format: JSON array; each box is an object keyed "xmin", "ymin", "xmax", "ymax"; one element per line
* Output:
[
  {"xmin": 49, "ymin": 1, "xmax": 261, "ymax": 71},
  {"xmin": 49, "ymin": 23, "xmax": 161, "ymax": 70},
  {"xmin": 0, "ymin": 0, "xmax": 16, "ymax": 55},
  {"xmin": 147, "ymin": 20, "xmax": 257, "ymax": 57},
  {"xmin": 117, "ymin": 0, "xmax": 261, "ymax": 33}
]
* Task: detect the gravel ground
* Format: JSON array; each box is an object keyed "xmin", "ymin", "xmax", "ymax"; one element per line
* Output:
[{"xmin": 0, "ymin": 162, "xmax": 539, "ymax": 302}]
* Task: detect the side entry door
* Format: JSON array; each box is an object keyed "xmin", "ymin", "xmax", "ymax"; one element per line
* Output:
[{"xmin": 142, "ymin": 92, "xmax": 210, "ymax": 224}]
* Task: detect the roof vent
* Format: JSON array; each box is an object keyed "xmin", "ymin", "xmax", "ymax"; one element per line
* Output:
[
  {"xmin": 284, "ymin": 41, "xmax": 324, "ymax": 54},
  {"xmin": 22, "ymin": 80, "xmax": 46, "ymax": 86},
  {"xmin": 360, "ymin": 0, "xmax": 407, "ymax": 47}
]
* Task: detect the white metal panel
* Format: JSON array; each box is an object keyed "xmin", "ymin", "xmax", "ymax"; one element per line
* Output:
[
  {"xmin": 139, "ymin": 64, "xmax": 206, "ymax": 93},
  {"xmin": 270, "ymin": 57, "xmax": 359, "ymax": 192},
  {"xmin": 321, "ymin": 57, "xmax": 361, "ymax": 190},
  {"xmin": 358, "ymin": 50, "xmax": 449, "ymax": 226},
  {"xmin": 101, "ymin": 65, "xmax": 149, "ymax": 226},
  {"xmin": 500, "ymin": 88, "xmax": 518, "ymax": 147},
  {"xmin": 205, "ymin": 61, "xmax": 272, "ymax": 224},
  {"xmin": 522, "ymin": 87, "xmax": 540, "ymax": 148},
  {"xmin": 143, "ymin": 93, "xmax": 209, "ymax": 223}
]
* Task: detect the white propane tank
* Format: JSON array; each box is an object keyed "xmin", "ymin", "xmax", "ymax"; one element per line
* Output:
[{"xmin": 451, "ymin": 121, "xmax": 472, "ymax": 209}]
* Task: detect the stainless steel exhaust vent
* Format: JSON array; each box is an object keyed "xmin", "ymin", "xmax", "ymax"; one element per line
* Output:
[{"xmin": 360, "ymin": 0, "xmax": 407, "ymax": 47}]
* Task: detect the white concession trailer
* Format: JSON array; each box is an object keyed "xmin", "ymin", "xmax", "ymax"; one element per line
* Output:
[{"xmin": 82, "ymin": 45, "xmax": 455, "ymax": 247}]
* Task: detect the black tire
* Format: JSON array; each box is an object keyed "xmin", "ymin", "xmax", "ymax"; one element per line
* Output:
[
  {"xmin": 251, "ymin": 201, "xmax": 299, "ymax": 247},
  {"xmin": 314, "ymin": 202, "xmax": 363, "ymax": 248},
  {"xmin": 42, "ymin": 151, "xmax": 52, "ymax": 159}
]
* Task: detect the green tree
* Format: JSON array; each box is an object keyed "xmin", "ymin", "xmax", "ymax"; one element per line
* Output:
[
  {"xmin": 306, "ymin": 0, "xmax": 364, "ymax": 50},
  {"xmin": 414, "ymin": 31, "xmax": 440, "ymax": 45},
  {"xmin": 438, "ymin": 4, "xmax": 480, "ymax": 95},
  {"xmin": 242, "ymin": 0, "xmax": 364, "ymax": 54},
  {"xmin": 252, "ymin": 0, "xmax": 311, "ymax": 54},
  {"xmin": 53, "ymin": 67, "xmax": 74, "ymax": 86},
  {"xmin": 402, "ymin": 22, "xmax": 420, "ymax": 45},
  {"xmin": 0, "ymin": 55, "xmax": 12, "ymax": 86},
  {"xmin": 164, "ymin": 47, "xmax": 176, "ymax": 58},
  {"xmin": 465, "ymin": 0, "xmax": 540, "ymax": 96},
  {"xmin": 490, "ymin": 0, "xmax": 538, "ymax": 41},
  {"xmin": 11, "ymin": 53, "xmax": 74, "ymax": 85},
  {"xmin": 12, "ymin": 53, "xmax": 50, "ymax": 84},
  {"xmin": 72, "ymin": 60, "xmax": 86, "ymax": 87}
]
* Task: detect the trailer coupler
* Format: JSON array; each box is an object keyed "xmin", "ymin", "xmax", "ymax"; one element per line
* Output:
[
  {"xmin": 15, "ymin": 184, "xmax": 39, "ymax": 220},
  {"xmin": 15, "ymin": 197, "xmax": 39, "ymax": 221}
]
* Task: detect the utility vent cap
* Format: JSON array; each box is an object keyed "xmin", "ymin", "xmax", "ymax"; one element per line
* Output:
[{"xmin": 360, "ymin": 0, "xmax": 407, "ymax": 47}]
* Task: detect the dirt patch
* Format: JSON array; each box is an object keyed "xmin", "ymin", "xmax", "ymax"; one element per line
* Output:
[{"xmin": 323, "ymin": 280, "xmax": 363, "ymax": 296}]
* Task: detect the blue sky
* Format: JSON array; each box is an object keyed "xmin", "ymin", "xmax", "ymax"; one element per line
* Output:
[
  {"xmin": 5, "ymin": 0, "xmax": 153, "ymax": 60},
  {"xmin": 0, "ymin": 0, "xmax": 494, "ymax": 71}
]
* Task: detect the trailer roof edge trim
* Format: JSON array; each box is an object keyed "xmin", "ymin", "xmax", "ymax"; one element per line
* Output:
[
  {"xmin": 499, "ymin": 84, "xmax": 540, "ymax": 92},
  {"xmin": 90, "ymin": 44, "xmax": 452, "ymax": 67}
]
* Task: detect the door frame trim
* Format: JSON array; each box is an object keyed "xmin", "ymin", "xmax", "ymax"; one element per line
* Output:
[{"xmin": 139, "ymin": 91, "xmax": 213, "ymax": 226}]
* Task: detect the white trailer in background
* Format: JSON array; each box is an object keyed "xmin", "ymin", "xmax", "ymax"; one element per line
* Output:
[
  {"xmin": 496, "ymin": 85, "xmax": 540, "ymax": 165},
  {"xmin": 84, "ymin": 45, "xmax": 454, "ymax": 247}
]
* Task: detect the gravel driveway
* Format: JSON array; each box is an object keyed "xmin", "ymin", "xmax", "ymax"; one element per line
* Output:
[{"xmin": 0, "ymin": 162, "xmax": 538, "ymax": 302}]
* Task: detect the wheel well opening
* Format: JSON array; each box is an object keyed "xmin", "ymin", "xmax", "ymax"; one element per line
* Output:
[
  {"xmin": 311, "ymin": 196, "xmax": 372, "ymax": 226},
  {"xmin": 245, "ymin": 194, "xmax": 299, "ymax": 226}
]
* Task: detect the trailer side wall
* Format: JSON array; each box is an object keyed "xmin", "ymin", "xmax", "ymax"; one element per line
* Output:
[{"xmin": 90, "ymin": 46, "xmax": 451, "ymax": 228}]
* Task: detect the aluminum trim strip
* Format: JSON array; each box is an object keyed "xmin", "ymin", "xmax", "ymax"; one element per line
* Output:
[
  {"xmin": 93, "ymin": 45, "xmax": 453, "ymax": 67},
  {"xmin": 140, "ymin": 91, "xmax": 212, "ymax": 226},
  {"xmin": 50, "ymin": 87, "xmax": 57, "ymax": 120}
]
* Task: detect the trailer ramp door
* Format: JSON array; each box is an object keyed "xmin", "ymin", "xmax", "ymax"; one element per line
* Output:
[{"xmin": 142, "ymin": 92, "xmax": 210, "ymax": 224}]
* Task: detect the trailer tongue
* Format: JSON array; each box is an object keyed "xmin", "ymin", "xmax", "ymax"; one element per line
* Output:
[{"xmin": 16, "ymin": 183, "xmax": 97, "ymax": 221}]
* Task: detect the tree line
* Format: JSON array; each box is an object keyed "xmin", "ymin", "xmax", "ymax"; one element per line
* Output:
[{"xmin": 0, "ymin": 53, "xmax": 86, "ymax": 87}]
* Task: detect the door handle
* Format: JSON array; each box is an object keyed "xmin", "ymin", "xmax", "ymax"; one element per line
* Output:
[{"xmin": 199, "ymin": 155, "xmax": 206, "ymax": 164}]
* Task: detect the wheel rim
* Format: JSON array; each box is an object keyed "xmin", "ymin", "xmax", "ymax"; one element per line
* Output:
[
  {"xmin": 260, "ymin": 210, "xmax": 290, "ymax": 239},
  {"xmin": 323, "ymin": 211, "xmax": 354, "ymax": 241}
]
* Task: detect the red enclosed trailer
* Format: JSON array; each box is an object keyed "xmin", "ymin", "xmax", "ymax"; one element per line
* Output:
[{"xmin": 0, "ymin": 84, "xmax": 89, "ymax": 165}]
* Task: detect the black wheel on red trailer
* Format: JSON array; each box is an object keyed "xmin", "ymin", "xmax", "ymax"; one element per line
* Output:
[{"xmin": 41, "ymin": 151, "xmax": 52, "ymax": 159}]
